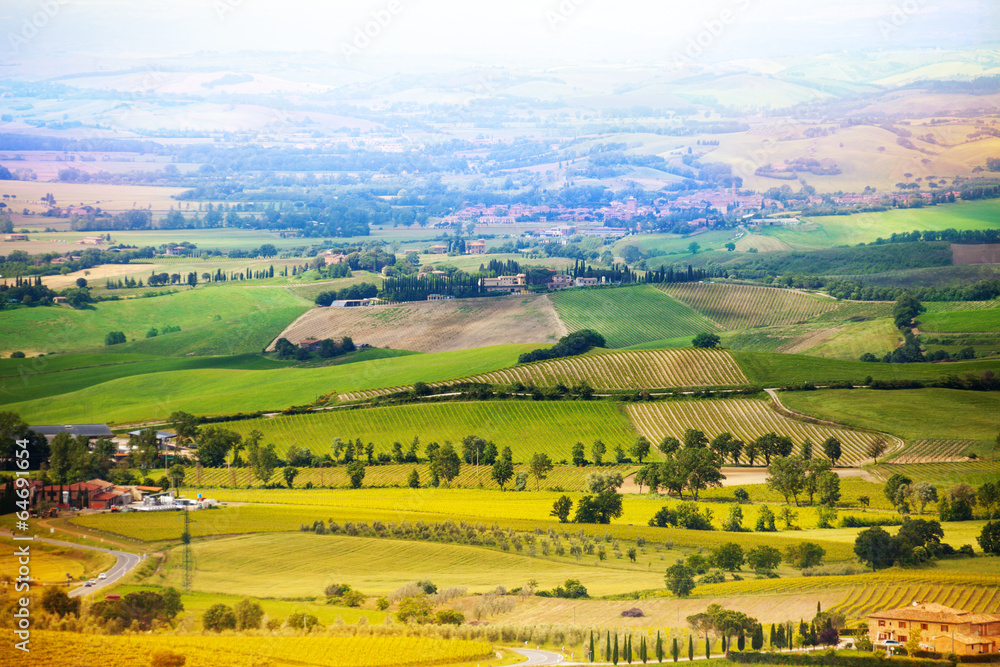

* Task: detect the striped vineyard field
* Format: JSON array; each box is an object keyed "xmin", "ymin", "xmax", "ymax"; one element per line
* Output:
[
  {"xmin": 185, "ymin": 463, "xmax": 640, "ymax": 491},
  {"xmin": 693, "ymin": 570, "xmax": 1000, "ymax": 618},
  {"xmin": 339, "ymin": 348, "xmax": 750, "ymax": 401},
  {"xmin": 891, "ymin": 439, "xmax": 979, "ymax": 463},
  {"xmin": 831, "ymin": 583, "xmax": 1000, "ymax": 619},
  {"xmin": 224, "ymin": 401, "xmax": 638, "ymax": 462},
  {"xmin": 870, "ymin": 461, "xmax": 1000, "ymax": 487},
  {"xmin": 25, "ymin": 632, "xmax": 494, "ymax": 667},
  {"xmin": 549, "ymin": 285, "xmax": 720, "ymax": 348},
  {"xmin": 657, "ymin": 283, "xmax": 841, "ymax": 329},
  {"xmin": 626, "ymin": 398, "xmax": 886, "ymax": 466}
]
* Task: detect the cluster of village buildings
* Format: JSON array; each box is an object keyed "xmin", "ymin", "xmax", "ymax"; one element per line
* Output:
[{"xmin": 24, "ymin": 424, "xmax": 202, "ymax": 512}]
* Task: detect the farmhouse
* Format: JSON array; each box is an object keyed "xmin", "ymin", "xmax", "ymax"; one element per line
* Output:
[
  {"xmin": 869, "ymin": 602, "xmax": 1000, "ymax": 655},
  {"xmin": 79, "ymin": 236, "xmax": 105, "ymax": 245},
  {"xmin": 429, "ymin": 245, "xmax": 449, "ymax": 254},
  {"xmin": 575, "ymin": 277, "xmax": 600, "ymax": 288},
  {"xmin": 427, "ymin": 294, "xmax": 454, "ymax": 301},
  {"xmin": 298, "ymin": 338, "xmax": 323, "ymax": 351},
  {"xmin": 330, "ymin": 298, "xmax": 381, "ymax": 308},
  {"xmin": 125, "ymin": 429, "xmax": 178, "ymax": 452},
  {"xmin": 548, "ymin": 274, "xmax": 574, "ymax": 290},
  {"xmin": 481, "ymin": 274, "xmax": 527, "ymax": 293},
  {"xmin": 466, "ymin": 240, "xmax": 486, "ymax": 255},
  {"xmin": 5, "ymin": 234, "xmax": 27, "ymax": 241},
  {"xmin": 322, "ymin": 252, "xmax": 348, "ymax": 266}
]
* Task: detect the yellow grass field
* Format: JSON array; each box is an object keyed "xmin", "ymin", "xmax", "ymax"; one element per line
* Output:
[{"xmin": 23, "ymin": 631, "xmax": 494, "ymax": 667}]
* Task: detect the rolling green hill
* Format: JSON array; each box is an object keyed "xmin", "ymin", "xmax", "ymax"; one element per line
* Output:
[
  {"xmin": 549, "ymin": 285, "xmax": 718, "ymax": 348},
  {"xmin": 4, "ymin": 345, "xmax": 536, "ymax": 423}
]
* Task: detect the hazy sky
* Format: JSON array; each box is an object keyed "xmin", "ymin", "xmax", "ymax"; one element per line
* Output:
[{"xmin": 1, "ymin": 0, "xmax": 996, "ymax": 67}]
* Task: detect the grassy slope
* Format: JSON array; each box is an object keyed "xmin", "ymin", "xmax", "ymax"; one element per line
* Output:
[
  {"xmin": 550, "ymin": 285, "xmax": 719, "ymax": 348},
  {"xmin": 224, "ymin": 401, "xmax": 638, "ymax": 461},
  {"xmin": 734, "ymin": 351, "xmax": 1000, "ymax": 386},
  {"xmin": 779, "ymin": 388, "xmax": 1000, "ymax": 440},
  {"xmin": 0, "ymin": 354, "xmax": 295, "ymax": 407},
  {"xmin": 0, "ymin": 285, "xmax": 312, "ymax": 356},
  {"xmin": 6, "ymin": 345, "xmax": 536, "ymax": 423},
  {"xmin": 918, "ymin": 307, "xmax": 1000, "ymax": 333},
  {"xmin": 767, "ymin": 200, "xmax": 1000, "ymax": 250},
  {"xmin": 165, "ymin": 533, "xmax": 661, "ymax": 597}
]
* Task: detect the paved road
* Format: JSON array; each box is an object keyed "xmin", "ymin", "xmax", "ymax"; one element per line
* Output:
[
  {"xmin": 31, "ymin": 537, "xmax": 143, "ymax": 597},
  {"xmin": 512, "ymin": 648, "xmax": 565, "ymax": 665}
]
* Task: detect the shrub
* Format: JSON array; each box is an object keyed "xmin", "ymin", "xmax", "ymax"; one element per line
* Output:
[
  {"xmin": 150, "ymin": 651, "xmax": 186, "ymax": 667},
  {"xmin": 341, "ymin": 590, "xmax": 366, "ymax": 607},
  {"xmin": 621, "ymin": 607, "xmax": 645, "ymax": 617},
  {"xmin": 202, "ymin": 604, "xmax": 237, "ymax": 632},
  {"xmin": 436, "ymin": 609, "xmax": 465, "ymax": 625}
]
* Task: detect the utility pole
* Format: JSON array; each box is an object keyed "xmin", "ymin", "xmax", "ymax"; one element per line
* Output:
[{"xmin": 181, "ymin": 508, "xmax": 194, "ymax": 591}]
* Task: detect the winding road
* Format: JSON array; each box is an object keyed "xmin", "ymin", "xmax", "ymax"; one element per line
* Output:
[
  {"xmin": 32, "ymin": 536, "xmax": 143, "ymax": 597},
  {"xmin": 512, "ymin": 648, "xmax": 565, "ymax": 665}
]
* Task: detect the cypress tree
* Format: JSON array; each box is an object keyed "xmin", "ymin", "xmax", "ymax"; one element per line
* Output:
[
  {"xmin": 688, "ymin": 635, "xmax": 693, "ymax": 661},
  {"xmin": 613, "ymin": 633, "xmax": 619, "ymax": 665},
  {"xmin": 671, "ymin": 636, "xmax": 678, "ymax": 663},
  {"xmin": 627, "ymin": 635, "xmax": 632, "ymax": 664},
  {"xmin": 641, "ymin": 636, "xmax": 647, "ymax": 663},
  {"xmin": 752, "ymin": 624, "xmax": 764, "ymax": 651},
  {"xmin": 770, "ymin": 624, "xmax": 776, "ymax": 648},
  {"xmin": 738, "ymin": 633, "xmax": 746, "ymax": 652},
  {"xmin": 590, "ymin": 631, "xmax": 594, "ymax": 663},
  {"xmin": 705, "ymin": 636, "xmax": 711, "ymax": 659},
  {"xmin": 607, "ymin": 633, "xmax": 612, "ymax": 662}
]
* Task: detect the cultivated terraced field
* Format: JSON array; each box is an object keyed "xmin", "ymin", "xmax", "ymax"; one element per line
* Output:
[
  {"xmin": 627, "ymin": 399, "xmax": 887, "ymax": 465},
  {"xmin": 339, "ymin": 348, "xmax": 750, "ymax": 400},
  {"xmin": 891, "ymin": 439, "xmax": 978, "ymax": 463},
  {"xmin": 270, "ymin": 295, "xmax": 566, "ymax": 353},
  {"xmin": 870, "ymin": 462, "xmax": 1000, "ymax": 487},
  {"xmin": 549, "ymin": 285, "xmax": 718, "ymax": 348},
  {"xmin": 658, "ymin": 283, "xmax": 841, "ymax": 329},
  {"xmin": 225, "ymin": 402, "xmax": 638, "ymax": 461},
  {"xmin": 447, "ymin": 348, "xmax": 749, "ymax": 391}
]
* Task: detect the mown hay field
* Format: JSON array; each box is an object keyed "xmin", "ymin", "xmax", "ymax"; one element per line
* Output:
[{"xmin": 272, "ymin": 294, "xmax": 566, "ymax": 354}]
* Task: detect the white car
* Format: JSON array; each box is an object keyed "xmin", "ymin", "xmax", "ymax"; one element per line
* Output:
[{"xmin": 97, "ymin": 573, "xmax": 107, "ymax": 580}]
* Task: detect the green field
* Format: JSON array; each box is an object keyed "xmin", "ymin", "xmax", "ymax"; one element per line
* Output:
[
  {"xmin": 5, "ymin": 345, "xmax": 535, "ymax": 423},
  {"xmin": 918, "ymin": 306, "xmax": 1000, "ymax": 333},
  {"xmin": 779, "ymin": 388, "xmax": 1000, "ymax": 441},
  {"xmin": 0, "ymin": 353, "xmax": 295, "ymax": 407},
  {"xmin": 734, "ymin": 351, "xmax": 1000, "ymax": 386},
  {"xmin": 224, "ymin": 401, "xmax": 638, "ymax": 462},
  {"xmin": 549, "ymin": 285, "xmax": 719, "ymax": 348},
  {"xmin": 0, "ymin": 284, "xmax": 312, "ymax": 356},
  {"xmin": 765, "ymin": 200, "xmax": 1000, "ymax": 250}
]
